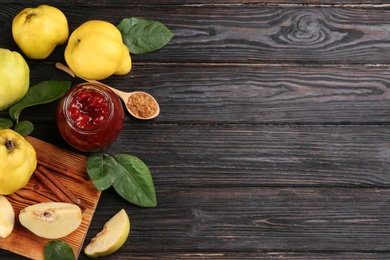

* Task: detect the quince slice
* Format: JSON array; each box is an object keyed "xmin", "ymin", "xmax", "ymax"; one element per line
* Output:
[
  {"xmin": 84, "ymin": 209, "xmax": 130, "ymax": 258},
  {"xmin": 0, "ymin": 195, "xmax": 15, "ymax": 238}
]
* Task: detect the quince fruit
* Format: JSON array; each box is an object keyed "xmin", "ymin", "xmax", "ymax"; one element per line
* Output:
[
  {"xmin": 0, "ymin": 129, "xmax": 37, "ymax": 195},
  {"xmin": 12, "ymin": 5, "xmax": 69, "ymax": 59},
  {"xmin": 0, "ymin": 48, "xmax": 29, "ymax": 111},
  {"xmin": 65, "ymin": 20, "xmax": 132, "ymax": 80}
]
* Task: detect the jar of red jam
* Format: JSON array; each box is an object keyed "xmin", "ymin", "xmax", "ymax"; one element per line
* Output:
[{"xmin": 57, "ymin": 82, "xmax": 124, "ymax": 152}]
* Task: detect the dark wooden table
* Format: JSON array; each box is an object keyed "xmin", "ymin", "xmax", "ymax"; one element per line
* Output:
[{"xmin": 2, "ymin": 0, "xmax": 390, "ymax": 259}]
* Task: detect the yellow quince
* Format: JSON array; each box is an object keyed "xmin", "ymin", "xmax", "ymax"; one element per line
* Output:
[
  {"xmin": 0, "ymin": 129, "xmax": 37, "ymax": 195},
  {"xmin": 12, "ymin": 5, "xmax": 69, "ymax": 59},
  {"xmin": 0, "ymin": 48, "xmax": 29, "ymax": 111},
  {"xmin": 65, "ymin": 20, "xmax": 132, "ymax": 80}
]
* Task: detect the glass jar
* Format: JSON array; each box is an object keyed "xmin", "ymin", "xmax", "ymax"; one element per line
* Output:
[{"xmin": 57, "ymin": 82, "xmax": 124, "ymax": 152}]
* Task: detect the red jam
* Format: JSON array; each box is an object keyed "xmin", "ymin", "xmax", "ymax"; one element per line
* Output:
[{"xmin": 57, "ymin": 82, "xmax": 124, "ymax": 152}]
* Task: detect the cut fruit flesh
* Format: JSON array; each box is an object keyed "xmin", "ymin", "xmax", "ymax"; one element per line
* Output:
[
  {"xmin": 84, "ymin": 209, "xmax": 130, "ymax": 258},
  {"xmin": 0, "ymin": 195, "xmax": 15, "ymax": 238},
  {"xmin": 19, "ymin": 202, "xmax": 82, "ymax": 239}
]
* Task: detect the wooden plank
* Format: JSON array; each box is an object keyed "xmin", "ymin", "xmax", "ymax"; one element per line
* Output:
[
  {"xmin": 19, "ymin": 123, "xmax": 390, "ymax": 188},
  {"xmin": 75, "ymin": 186, "xmax": 390, "ymax": 257},
  {"xmin": 0, "ymin": 137, "xmax": 100, "ymax": 259},
  {"xmin": 2, "ymin": 4, "xmax": 390, "ymax": 64},
  {"xmin": 1, "ymin": 1, "xmax": 387, "ymax": 5},
  {"xmin": 106, "ymin": 124, "xmax": 390, "ymax": 188},
  {"xmin": 10, "ymin": 63, "xmax": 390, "ymax": 124}
]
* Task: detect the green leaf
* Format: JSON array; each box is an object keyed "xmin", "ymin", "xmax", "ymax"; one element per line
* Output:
[
  {"xmin": 44, "ymin": 240, "xmax": 75, "ymax": 260},
  {"xmin": 87, "ymin": 153, "xmax": 157, "ymax": 207},
  {"xmin": 117, "ymin": 17, "xmax": 174, "ymax": 54},
  {"xmin": 113, "ymin": 154, "xmax": 157, "ymax": 207},
  {"xmin": 0, "ymin": 118, "xmax": 13, "ymax": 129},
  {"xmin": 9, "ymin": 80, "xmax": 71, "ymax": 121},
  {"xmin": 86, "ymin": 153, "xmax": 118, "ymax": 191},
  {"xmin": 14, "ymin": 120, "xmax": 34, "ymax": 136}
]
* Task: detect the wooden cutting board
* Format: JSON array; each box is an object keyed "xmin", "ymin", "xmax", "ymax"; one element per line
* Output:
[{"xmin": 0, "ymin": 136, "xmax": 101, "ymax": 259}]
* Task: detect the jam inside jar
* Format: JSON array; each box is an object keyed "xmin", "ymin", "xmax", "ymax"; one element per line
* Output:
[{"xmin": 57, "ymin": 82, "xmax": 124, "ymax": 152}]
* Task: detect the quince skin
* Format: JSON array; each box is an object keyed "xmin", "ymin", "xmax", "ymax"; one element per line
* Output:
[
  {"xmin": 0, "ymin": 48, "xmax": 29, "ymax": 111},
  {"xmin": 12, "ymin": 5, "xmax": 69, "ymax": 59},
  {"xmin": 0, "ymin": 129, "xmax": 37, "ymax": 195},
  {"xmin": 65, "ymin": 20, "xmax": 132, "ymax": 80}
]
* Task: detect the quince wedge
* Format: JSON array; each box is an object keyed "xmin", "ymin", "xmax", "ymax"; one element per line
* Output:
[
  {"xmin": 65, "ymin": 20, "xmax": 132, "ymax": 80},
  {"xmin": 84, "ymin": 209, "xmax": 130, "ymax": 257},
  {"xmin": 0, "ymin": 195, "xmax": 15, "ymax": 238}
]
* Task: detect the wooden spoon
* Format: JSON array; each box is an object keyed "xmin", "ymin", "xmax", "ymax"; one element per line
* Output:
[{"xmin": 55, "ymin": 62, "xmax": 160, "ymax": 120}]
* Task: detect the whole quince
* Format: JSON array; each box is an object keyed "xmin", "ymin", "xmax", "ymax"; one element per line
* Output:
[
  {"xmin": 65, "ymin": 20, "xmax": 132, "ymax": 80},
  {"xmin": 0, "ymin": 48, "xmax": 29, "ymax": 111},
  {"xmin": 0, "ymin": 129, "xmax": 37, "ymax": 195},
  {"xmin": 12, "ymin": 5, "xmax": 69, "ymax": 59}
]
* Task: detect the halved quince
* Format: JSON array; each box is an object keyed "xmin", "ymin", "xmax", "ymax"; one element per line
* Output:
[{"xmin": 19, "ymin": 202, "xmax": 82, "ymax": 239}]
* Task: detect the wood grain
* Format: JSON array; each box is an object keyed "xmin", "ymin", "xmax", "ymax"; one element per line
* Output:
[
  {"xmin": 70, "ymin": 186, "xmax": 390, "ymax": 258},
  {"xmin": 0, "ymin": 1, "xmax": 388, "ymax": 6},
  {"xmin": 2, "ymin": 4, "xmax": 390, "ymax": 64},
  {"xmin": 0, "ymin": 137, "xmax": 100, "ymax": 260},
  {"xmin": 106, "ymin": 124, "xmax": 390, "ymax": 188},
  {"xmin": 16, "ymin": 63, "xmax": 390, "ymax": 125},
  {"xmin": 1, "ymin": 1, "xmax": 390, "ymax": 259}
]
